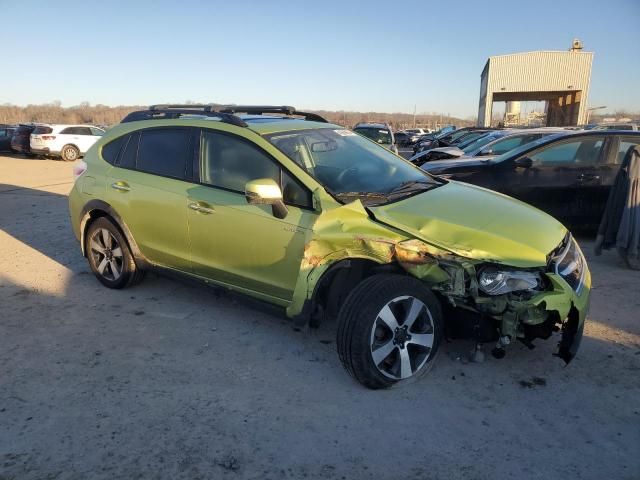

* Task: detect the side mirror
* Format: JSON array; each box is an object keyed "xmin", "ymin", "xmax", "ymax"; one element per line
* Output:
[
  {"xmin": 245, "ymin": 178, "xmax": 288, "ymax": 219},
  {"xmin": 514, "ymin": 157, "xmax": 533, "ymax": 168},
  {"xmin": 479, "ymin": 148, "xmax": 493, "ymax": 156}
]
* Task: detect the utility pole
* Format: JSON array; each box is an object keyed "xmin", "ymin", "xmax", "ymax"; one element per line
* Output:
[{"xmin": 413, "ymin": 104, "xmax": 416, "ymax": 128}]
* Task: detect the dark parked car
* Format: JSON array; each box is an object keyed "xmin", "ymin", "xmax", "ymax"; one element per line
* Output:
[
  {"xmin": 413, "ymin": 127, "xmax": 494, "ymax": 155},
  {"xmin": 0, "ymin": 125, "xmax": 17, "ymax": 152},
  {"xmin": 410, "ymin": 129, "xmax": 571, "ymax": 165},
  {"xmin": 393, "ymin": 131, "xmax": 416, "ymax": 147},
  {"xmin": 10, "ymin": 124, "xmax": 37, "ymax": 155},
  {"xmin": 353, "ymin": 122, "xmax": 398, "ymax": 154},
  {"xmin": 423, "ymin": 130, "xmax": 640, "ymax": 229}
]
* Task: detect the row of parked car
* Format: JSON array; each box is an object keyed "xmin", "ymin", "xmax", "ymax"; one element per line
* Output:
[
  {"xmin": 0, "ymin": 123, "xmax": 105, "ymax": 161},
  {"xmin": 344, "ymin": 121, "xmax": 640, "ymax": 230},
  {"xmin": 412, "ymin": 126, "xmax": 639, "ymax": 230}
]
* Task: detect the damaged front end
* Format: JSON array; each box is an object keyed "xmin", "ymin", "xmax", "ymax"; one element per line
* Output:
[
  {"xmin": 395, "ymin": 233, "xmax": 590, "ymax": 363},
  {"xmin": 288, "ymin": 194, "xmax": 590, "ymax": 365}
]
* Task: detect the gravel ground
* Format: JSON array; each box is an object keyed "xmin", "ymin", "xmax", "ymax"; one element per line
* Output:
[{"xmin": 1, "ymin": 154, "xmax": 639, "ymax": 480}]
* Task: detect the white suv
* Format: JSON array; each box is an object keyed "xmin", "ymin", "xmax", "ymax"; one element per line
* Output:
[
  {"xmin": 30, "ymin": 124, "xmax": 105, "ymax": 161},
  {"xmin": 404, "ymin": 128, "xmax": 432, "ymax": 136}
]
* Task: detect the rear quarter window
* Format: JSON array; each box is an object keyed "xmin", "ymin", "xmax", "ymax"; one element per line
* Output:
[{"xmin": 101, "ymin": 136, "xmax": 126, "ymax": 165}]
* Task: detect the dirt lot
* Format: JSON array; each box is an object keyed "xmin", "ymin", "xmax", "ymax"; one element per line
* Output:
[{"xmin": 1, "ymin": 154, "xmax": 639, "ymax": 480}]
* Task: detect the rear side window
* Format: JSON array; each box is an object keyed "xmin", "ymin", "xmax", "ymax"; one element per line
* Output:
[
  {"xmin": 101, "ymin": 136, "xmax": 125, "ymax": 165},
  {"xmin": 33, "ymin": 126, "xmax": 53, "ymax": 134},
  {"xmin": 136, "ymin": 128, "xmax": 192, "ymax": 179},
  {"xmin": 60, "ymin": 127, "xmax": 77, "ymax": 134}
]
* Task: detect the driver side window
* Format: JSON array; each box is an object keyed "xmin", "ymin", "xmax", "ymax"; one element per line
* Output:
[
  {"xmin": 529, "ymin": 138, "xmax": 604, "ymax": 166},
  {"xmin": 201, "ymin": 130, "xmax": 312, "ymax": 208}
]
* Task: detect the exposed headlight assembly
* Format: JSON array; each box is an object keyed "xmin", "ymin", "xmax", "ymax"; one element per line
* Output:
[
  {"xmin": 550, "ymin": 236, "xmax": 586, "ymax": 294},
  {"xmin": 478, "ymin": 269, "xmax": 541, "ymax": 295}
]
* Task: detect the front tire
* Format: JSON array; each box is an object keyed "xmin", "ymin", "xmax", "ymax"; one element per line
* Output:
[
  {"xmin": 61, "ymin": 144, "xmax": 80, "ymax": 162},
  {"xmin": 337, "ymin": 274, "xmax": 443, "ymax": 389},
  {"xmin": 85, "ymin": 217, "xmax": 144, "ymax": 289}
]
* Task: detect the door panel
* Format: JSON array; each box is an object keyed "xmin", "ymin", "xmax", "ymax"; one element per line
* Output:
[
  {"xmin": 187, "ymin": 185, "xmax": 315, "ymax": 300},
  {"xmin": 105, "ymin": 127, "xmax": 196, "ymax": 270},
  {"xmin": 510, "ymin": 136, "xmax": 606, "ymax": 226},
  {"xmin": 107, "ymin": 167, "xmax": 192, "ymax": 270},
  {"xmin": 188, "ymin": 128, "xmax": 316, "ymax": 300}
]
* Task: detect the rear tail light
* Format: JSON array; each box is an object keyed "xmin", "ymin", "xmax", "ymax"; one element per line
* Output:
[
  {"xmin": 73, "ymin": 160, "xmax": 88, "ymax": 180},
  {"xmin": 42, "ymin": 135, "xmax": 56, "ymax": 140}
]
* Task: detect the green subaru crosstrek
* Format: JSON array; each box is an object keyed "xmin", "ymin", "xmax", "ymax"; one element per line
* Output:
[{"xmin": 69, "ymin": 105, "xmax": 590, "ymax": 389}]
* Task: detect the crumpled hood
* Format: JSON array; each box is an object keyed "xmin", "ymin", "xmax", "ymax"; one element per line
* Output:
[{"xmin": 369, "ymin": 181, "xmax": 567, "ymax": 268}]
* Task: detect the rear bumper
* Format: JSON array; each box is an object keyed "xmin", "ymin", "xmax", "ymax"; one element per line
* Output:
[{"xmin": 30, "ymin": 147, "xmax": 57, "ymax": 155}]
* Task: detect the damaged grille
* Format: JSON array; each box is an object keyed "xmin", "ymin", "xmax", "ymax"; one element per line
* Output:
[{"xmin": 548, "ymin": 234, "xmax": 586, "ymax": 294}]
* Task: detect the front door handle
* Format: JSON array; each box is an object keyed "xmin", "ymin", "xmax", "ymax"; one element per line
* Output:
[
  {"xmin": 188, "ymin": 202, "xmax": 215, "ymax": 214},
  {"xmin": 111, "ymin": 181, "xmax": 130, "ymax": 192},
  {"xmin": 577, "ymin": 173, "xmax": 600, "ymax": 182}
]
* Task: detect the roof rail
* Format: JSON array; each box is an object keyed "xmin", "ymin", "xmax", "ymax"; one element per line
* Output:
[
  {"xmin": 149, "ymin": 104, "xmax": 218, "ymax": 112},
  {"xmin": 218, "ymin": 105, "xmax": 328, "ymax": 123},
  {"xmin": 120, "ymin": 104, "xmax": 328, "ymax": 125},
  {"xmin": 121, "ymin": 106, "xmax": 247, "ymax": 127}
]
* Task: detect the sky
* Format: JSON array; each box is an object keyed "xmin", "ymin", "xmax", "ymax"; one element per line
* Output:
[{"xmin": 1, "ymin": 0, "xmax": 639, "ymax": 118}]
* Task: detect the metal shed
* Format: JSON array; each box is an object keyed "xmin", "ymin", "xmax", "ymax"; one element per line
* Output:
[{"xmin": 478, "ymin": 44, "xmax": 594, "ymax": 127}]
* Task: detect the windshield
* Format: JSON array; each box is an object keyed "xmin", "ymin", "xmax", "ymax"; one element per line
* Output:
[
  {"xmin": 440, "ymin": 129, "xmax": 470, "ymax": 141},
  {"xmin": 455, "ymin": 132, "xmax": 489, "ymax": 148},
  {"xmin": 492, "ymin": 133, "xmax": 568, "ymax": 163},
  {"xmin": 353, "ymin": 127, "xmax": 392, "ymax": 145},
  {"xmin": 461, "ymin": 133, "xmax": 502, "ymax": 154},
  {"xmin": 267, "ymin": 128, "xmax": 439, "ymax": 203}
]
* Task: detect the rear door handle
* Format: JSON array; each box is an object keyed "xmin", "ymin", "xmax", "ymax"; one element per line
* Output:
[
  {"xmin": 188, "ymin": 202, "xmax": 215, "ymax": 214},
  {"xmin": 111, "ymin": 181, "xmax": 130, "ymax": 192}
]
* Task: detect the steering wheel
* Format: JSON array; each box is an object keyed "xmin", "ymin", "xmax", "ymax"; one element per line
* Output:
[{"xmin": 336, "ymin": 167, "xmax": 359, "ymax": 188}]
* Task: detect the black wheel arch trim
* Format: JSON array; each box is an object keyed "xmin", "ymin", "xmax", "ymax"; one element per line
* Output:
[
  {"xmin": 291, "ymin": 258, "xmax": 404, "ymax": 327},
  {"xmin": 79, "ymin": 199, "xmax": 150, "ymax": 268}
]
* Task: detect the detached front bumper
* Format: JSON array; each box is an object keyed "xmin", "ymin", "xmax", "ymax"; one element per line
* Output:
[{"xmin": 531, "ymin": 270, "xmax": 589, "ymax": 362}]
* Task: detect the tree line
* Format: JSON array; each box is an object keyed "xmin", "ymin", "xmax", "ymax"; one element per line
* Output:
[{"xmin": 0, "ymin": 102, "xmax": 475, "ymax": 130}]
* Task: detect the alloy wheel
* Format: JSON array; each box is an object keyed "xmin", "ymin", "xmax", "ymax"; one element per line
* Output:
[
  {"xmin": 369, "ymin": 295, "xmax": 435, "ymax": 380},
  {"xmin": 64, "ymin": 147, "xmax": 78, "ymax": 161},
  {"xmin": 89, "ymin": 228, "xmax": 123, "ymax": 281}
]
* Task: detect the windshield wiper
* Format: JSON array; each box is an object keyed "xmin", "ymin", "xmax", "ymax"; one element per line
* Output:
[
  {"xmin": 334, "ymin": 191, "xmax": 390, "ymax": 204},
  {"xmin": 387, "ymin": 180, "xmax": 437, "ymax": 196}
]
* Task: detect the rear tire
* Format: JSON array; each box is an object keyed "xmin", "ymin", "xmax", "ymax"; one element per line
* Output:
[
  {"xmin": 85, "ymin": 217, "xmax": 144, "ymax": 289},
  {"xmin": 336, "ymin": 274, "xmax": 443, "ymax": 389},
  {"xmin": 61, "ymin": 144, "xmax": 80, "ymax": 162}
]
